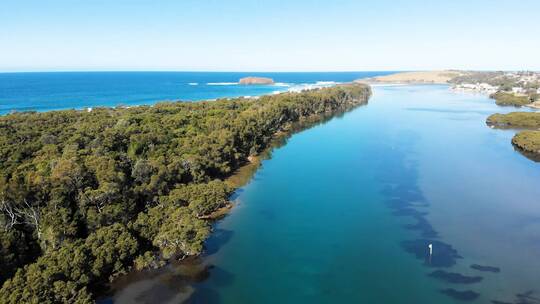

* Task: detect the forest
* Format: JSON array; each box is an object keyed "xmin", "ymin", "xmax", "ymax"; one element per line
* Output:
[{"xmin": 0, "ymin": 83, "xmax": 371, "ymax": 303}]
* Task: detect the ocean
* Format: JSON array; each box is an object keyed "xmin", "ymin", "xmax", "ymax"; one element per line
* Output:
[{"xmin": 0, "ymin": 71, "xmax": 392, "ymax": 114}]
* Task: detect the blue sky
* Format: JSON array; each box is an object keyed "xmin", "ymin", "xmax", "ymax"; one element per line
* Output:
[{"xmin": 1, "ymin": 0, "xmax": 539, "ymax": 72}]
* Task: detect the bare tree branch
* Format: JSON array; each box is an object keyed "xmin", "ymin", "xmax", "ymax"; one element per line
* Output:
[
  {"xmin": 0, "ymin": 199, "xmax": 20, "ymax": 230},
  {"xmin": 0, "ymin": 197, "xmax": 42, "ymax": 240}
]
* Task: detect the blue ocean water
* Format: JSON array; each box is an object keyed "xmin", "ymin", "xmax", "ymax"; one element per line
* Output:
[{"xmin": 0, "ymin": 71, "xmax": 391, "ymax": 114}]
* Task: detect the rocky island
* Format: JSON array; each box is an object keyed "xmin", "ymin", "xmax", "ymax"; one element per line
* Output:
[{"xmin": 239, "ymin": 76, "xmax": 275, "ymax": 85}]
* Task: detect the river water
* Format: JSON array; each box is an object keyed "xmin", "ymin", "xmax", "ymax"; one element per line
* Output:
[{"xmin": 106, "ymin": 84, "xmax": 540, "ymax": 304}]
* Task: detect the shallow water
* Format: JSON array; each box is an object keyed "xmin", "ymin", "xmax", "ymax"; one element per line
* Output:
[{"xmin": 106, "ymin": 85, "xmax": 540, "ymax": 304}]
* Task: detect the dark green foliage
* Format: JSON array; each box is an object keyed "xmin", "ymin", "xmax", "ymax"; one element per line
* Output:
[
  {"xmin": 0, "ymin": 240, "xmax": 94, "ymax": 303},
  {"xmin": 85, "ymin": 223, "xmax": 139, "ymax": 280},
  {"xmin": 150, "ymin": 206, "xmax": 210, "ymax": 259},
  {"xmin": 163, "ymin": 180, "xmax": 232, "ymax": 217},
  {"xmin": 0, "ymin": 84, "xmax": 371, "ymax": 302},
  {"xmin": 0, "ymin": 225, "xmax": 137, "ymax": 303},
  {"xmin": 0, "ymin": 228, "xmax": 40, "ymax": 283}
]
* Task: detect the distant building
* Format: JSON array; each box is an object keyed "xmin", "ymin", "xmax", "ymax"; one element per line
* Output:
[{"xmin": 512, "ymin": 87, "xmax": 525, "ymax": 94}]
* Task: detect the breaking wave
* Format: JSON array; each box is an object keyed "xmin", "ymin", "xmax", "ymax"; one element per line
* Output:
[{"xmin": 206, "ymin": 82, "xmax": 238, "ymax": 86}]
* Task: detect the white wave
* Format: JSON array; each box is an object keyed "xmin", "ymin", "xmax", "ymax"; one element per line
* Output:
[
  {"xmin": 188, "ymin": 82, "xmax": 198, "ymax": 86},
  {"xmin": 286, "ymin": 81, "xmax": 340, "ymax": 93},
  {"xmin": 207, "ymin": 82, "xmax": 238, "ymax": 86},
  {"xmin": 273, "ymin": 82, "xmax": 291, "ymax": 87},
  {"xmin": 315, "ymin": 81, "xmax": 338, "ymax": 85},
  {"xmin": 287, "ymin": 84, "xmax": 311, "ymax": 93}
]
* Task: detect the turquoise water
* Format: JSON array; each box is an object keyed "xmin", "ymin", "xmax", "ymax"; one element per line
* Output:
[
  {"xmin": 0, "ymin": 71, "xmax": 390, "ymax": 114},
  {"xmin": 108, "ymin": 84, "xmax": 540, "ymax": 304}
]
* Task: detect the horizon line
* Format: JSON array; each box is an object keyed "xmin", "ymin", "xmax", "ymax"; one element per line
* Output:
[{"xmin": 0, "ymin": 68, "xmax": 533, "ymax": 74}]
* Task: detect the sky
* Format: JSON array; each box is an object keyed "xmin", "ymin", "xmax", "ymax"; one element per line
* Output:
[{"xmin": 1, "ymin": 0, "xmax": 539, "ymax": 72}]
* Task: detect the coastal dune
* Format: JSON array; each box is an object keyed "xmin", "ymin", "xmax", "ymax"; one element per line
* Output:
[{"xmin": 357, "ymin": 70, "xmax": 465, "ymax": 84}]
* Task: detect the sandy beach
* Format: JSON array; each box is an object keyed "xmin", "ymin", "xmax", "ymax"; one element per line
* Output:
[{"xmin": 356, "ymin": 70, "xmax": 465, "ymax": 84}]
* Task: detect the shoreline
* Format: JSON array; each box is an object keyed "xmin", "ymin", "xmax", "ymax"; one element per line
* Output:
[
  {"xmin": 0, "ymin": 81, "xmax": 344, "ymax": 116},
  {"xmin": 100, "ymin": 83, "xmax": 540, "ymax": 304},
  {"xmin": 97, "ymin": 83, "xmax": 373, "ymax": 300},
  {"xmin": 176, "ymin": 85, "xmax": 372, "ymax": 222},
  {"xmin": 360, "ymin": 70, "xmax": 540, "ymax": 111},
  {"xmin": 0, "ymin": 82, "xmax": 372, "ymax": 303}
]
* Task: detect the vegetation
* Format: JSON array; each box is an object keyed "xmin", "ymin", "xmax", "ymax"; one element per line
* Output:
[
  {"xmin": 489, "ymin": 92, "xmax": 532, "ymax": 107},
  {"xmin": 487, "ymin": 112, "xmax": 540, "ymax": 129},
  {"xmin": 450, "ymin": 71, "xmax": 539, "ymax": 92},
  {"xmin": 512, "ymin": 131, "xmax": 540, "ymax": 160},
  {"xmin": 486, "ymin": 112, "xmax": 540, "ymax": 161},
  {"xmin": 451, "ymin": 71, "xmax": 539, "ymax": 106},
  {"xmin": 449, "ymin": 71, "xmax": 509, "ymax": 86},
  {"xmin": 0, "ymin": 83, "xmax": 371, "ymax": 302}
]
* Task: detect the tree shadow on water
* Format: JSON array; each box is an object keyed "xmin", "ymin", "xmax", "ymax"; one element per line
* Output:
[
  {"xmin": 401, "ymin": 239, "xmax": 462, "ymax": 268},
  {"xmin": 204, "ymin": 228, "xmax": 235, "ymax": 256},
  {"xmin": 185, "ymin": 266, "xmax": 236, "ymax": 304}
]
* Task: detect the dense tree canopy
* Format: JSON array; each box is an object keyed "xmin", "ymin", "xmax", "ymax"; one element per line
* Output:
[{"xmin": 0, "ymin": 83, "xmax": 371, "ymax": 302}]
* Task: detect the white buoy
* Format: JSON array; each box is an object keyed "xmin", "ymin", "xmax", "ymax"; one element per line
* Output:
[{"xmin": 428, "ymin": 243, "xmax": 433, "ymax": 256}]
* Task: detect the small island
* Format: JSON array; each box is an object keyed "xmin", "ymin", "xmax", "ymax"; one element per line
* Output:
[{"xmin": 239, "ymin": 76, "xmax": 274, "ymax": 85}]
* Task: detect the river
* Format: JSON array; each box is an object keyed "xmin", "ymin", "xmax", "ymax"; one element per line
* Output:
[{"xmin": 105, "ymin": 84, "xmax": 540, "ymax": 304}]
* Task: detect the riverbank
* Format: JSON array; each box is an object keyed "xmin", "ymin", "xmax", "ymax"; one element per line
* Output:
[
  {"xmin": 360, "ymin": 70, "xmax": 540, "ymax": 109},
  {"xmin": 450, "ymin": 71, "xmax": 540, "ymax": 107},
  {"xmin": 362, "ymin": 70, "xmax": 540, "ymax": 162},
  {"xmin": 0, "ymin": 82, "xmax": 372, "ymax": 303},
  {"xmin": 170, "ymin": 84, "xmax": 373, "ymax": 222},
  {"xmin": 103, "ymin": 84, "xmax": 540, "ymax": 304},
  {"xmin": 486, "ymin": 112, "xmax": 540, "ymax": 161}
]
